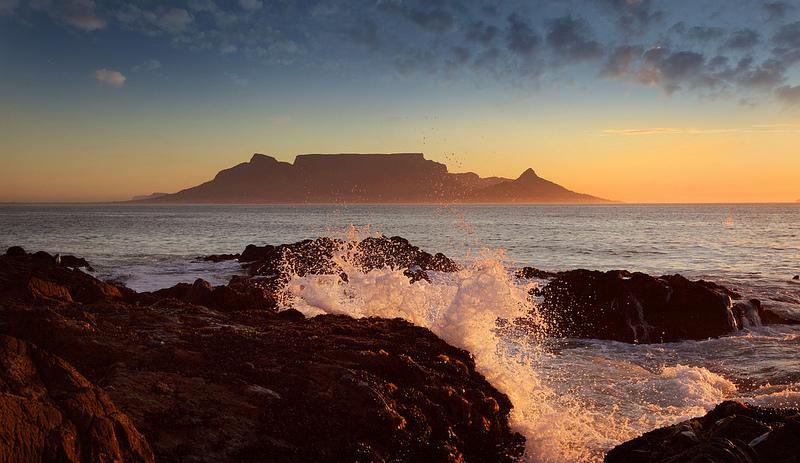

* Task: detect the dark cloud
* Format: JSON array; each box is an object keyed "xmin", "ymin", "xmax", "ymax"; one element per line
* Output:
[
  {"xmin": 686, "ymin": 25, "xmax": 725, "ymax": 41},
  {"xmin": 599, "ymin": 0, "xmax": 665, "ymax": 34},
  {"xmin": 546, "ymin": 16, "xmax": 603, "ymax": 61},
  {"xmin": 465, "ymin": 21, "xmax": 498, "ymax": 45},
  {"xmin": 724, "ymin": 29, "xmax": 759, "ymax": 49},
  {"xmin": 774, "ymin": 84, "xmax": 800, "ymax": 106},
  {"xmin": 379, "ymin": 2, "xmax": 455, "ymax": 33},
  {"xmin": 506, "ymin": 14, "xmax": 539, "ymax": 57},
  {"xmin": 601, "ymin": 45, "xmax": 643, "ymax": 77},
  {"xmin": 348, "ymin": 18, "xmax": 380, "ymax": 49},
  {"xmin": 763, "ymin": 2, "xmax": 791, "ymax": 21},
  {"xmin": 0, "ymin": 0, "xmax": 18, "ymax": 16},
  {"xmin": 772, "ymin": 20, "xmax": 800, "ymax": 48},
  {"xmin": 736, "ymin": 58, "xmax": 786, "ymax": 90}
]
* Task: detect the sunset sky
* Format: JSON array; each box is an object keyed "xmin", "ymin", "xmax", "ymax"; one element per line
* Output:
[{"xmin": 2, "ymin": 0, "xmax": 800, "ymax": 203}]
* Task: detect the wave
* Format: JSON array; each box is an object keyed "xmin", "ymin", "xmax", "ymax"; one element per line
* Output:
[{"xmin": 279, "ymin": 227, "xmax": 765, "ymax": 462}]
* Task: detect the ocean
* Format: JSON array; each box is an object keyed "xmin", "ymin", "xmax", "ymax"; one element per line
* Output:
[{"xmin": 2, "ymin": 203, "xmax": 799, "ymax": 461}]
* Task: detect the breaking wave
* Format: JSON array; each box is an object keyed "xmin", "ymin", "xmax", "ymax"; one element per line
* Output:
[{"xmin": 281, "ymin": 226, "xmax": 793, "ymax": 462}]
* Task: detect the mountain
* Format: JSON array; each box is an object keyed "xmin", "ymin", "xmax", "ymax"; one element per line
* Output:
[
  {"xmin": 130, "ymin": 192, "xmax": 168, "ymax": 201},
  {"xmin": 137, "ymin": 153, "xmax": 611, "ymax": 204},
  {"xmin": 470, "ymin": 168, "xmax": 604, "ymax": 203}
]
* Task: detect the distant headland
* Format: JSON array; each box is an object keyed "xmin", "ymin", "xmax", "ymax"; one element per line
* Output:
[{"xmin": 132, "ymin": 153, "xmax": 611, "ymax": 204}]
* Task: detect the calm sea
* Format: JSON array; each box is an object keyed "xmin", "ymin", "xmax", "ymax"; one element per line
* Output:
[{"xmin": 1, "ymin": 203, "xmax": 799, "ymax": 461}]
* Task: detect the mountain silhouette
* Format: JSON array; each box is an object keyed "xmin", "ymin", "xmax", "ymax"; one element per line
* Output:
[{"xmin": 135, "ymin": 153, "xmax": 610, "ymax": 204}]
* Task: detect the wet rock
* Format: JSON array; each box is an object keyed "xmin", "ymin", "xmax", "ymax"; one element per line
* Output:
[
  {"xmin": 147, "ymin": 277, "xmax": 277, "ymax": 311},
  {"xmin": 536, "ymin": 270, "xmax": 747, "ymax": 343},
  {"xmin": 197, "ymin": 253, "xmax": 240, "ymax": 263},
  {"xmin": 605, "ymin": 401, "xmax": 800, "ymax": 463},
  {"xmin": 59, "ymin": 254, "xmax": 94, "ymax": 271},
  {"xmin": 5, "ymin": 245, "xmax": 26, "ymax": 257},
  {"xmin": 239, "ymin": 235, "xmax": 459, "ymax": 282},
  {"xmin": 0, "ymin": 335, "xmax": 154, "ymax": 463},
  {"xmin": 515, "ymin": 267, "xmax": 556, "ymax": 280}
]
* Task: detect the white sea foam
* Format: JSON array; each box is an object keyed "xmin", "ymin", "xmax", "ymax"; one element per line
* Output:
[{"xmin": 280, "ymin": 227, "xmax": 791, "ymax": 462}]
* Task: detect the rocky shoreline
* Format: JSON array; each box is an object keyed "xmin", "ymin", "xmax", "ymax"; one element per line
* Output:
[{"xmin": 1, "ymin": 238, "xmax": 798, "ymax": 462}]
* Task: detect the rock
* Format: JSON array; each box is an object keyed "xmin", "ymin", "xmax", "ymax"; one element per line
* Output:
[
  {"xmin": 60, "ymin": 254, "xmax": 94, "ymax": 271},
  {"xmin": 536, "ymin": 270, "xmax": 747, "ymax": 343},
  {"xmin": 5, "ymin": 245, "xmax": 26, "ymax": 257},
  {"xmin": 793, "ymin": 275, "xmax": 799, "ymax": 280},
  {"xmin": 147, "ymin": 277, "xmax": 277, "ymax": 311},
  {"xmin": 0, "ymin": 248, "xmax": 524, "ymax": 462},
  {"xmin": 240, "ymin": 236, "xmax": 459, "ymax": 285},
  {"xmin": 0, "ymin": 335, "xmax": 154, "ymax": 463},
  {"xmin": 197, "ymin": 253, "xmax": 240, "ymax": 263},
  {"xmin": 26, "ymin": 276, "xmax": 74, "ymax": 303},
  {"xmin": 0, "ymin": 250, "xmax": 120, "ymax": 307},
  {"xmin": 605, "ymin": 401, "xmax": 800, "ymax": 463},
  {"xmin": 515, "ymin": 267, "xmax": 556, "ymax": 279}
]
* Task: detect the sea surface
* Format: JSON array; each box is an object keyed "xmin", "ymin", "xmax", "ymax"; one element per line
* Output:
[{"xmin": 2, "ymin": 203, "xmax": 799, "ymax": 462}]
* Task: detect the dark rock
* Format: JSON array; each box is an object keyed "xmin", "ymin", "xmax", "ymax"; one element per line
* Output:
[
  {"xmin": 0, "ymin": 335, "xmax": 154, "ymax": 463},
  {"xmin": 605, "ymin": 401, "xmax": 800, "ymax": 463},
  {"xmin": 793, "ymin": 275, "xmax": 799, "ymax": 280},
  {"xmin": 60, "ymin": 254, "xmax": 95, "ymax": 271},
  {"xmin": 515, "ymin": 267, "xmax": 556, "ymax": 280},
  {"xmin": 32, "ymin": 250, "xmax": 53, "ymax": 261},
  {"xmin": 197, "ymin": 253, "xmax": 240, "ymax": 263},
  {"xmin": 276, "ymin": 308, "xmax": 306, "ymax": 321},
  {"xmin": 5, "ymin": 245, "xmax": 26, "ymax": 257},
  {"xmin": 537, "ymin": 270, "xmax": 746, "ymax": 343},
  {"xmin": 147, "ymin": 277, "xmax": 277, "ymax": 311},
  {"xmin": 241, "ymin": 235, "xmax": 459, "ymax": 285}
]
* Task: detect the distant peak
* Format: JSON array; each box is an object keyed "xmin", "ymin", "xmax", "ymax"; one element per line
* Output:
[
  {"xmin": 518, "ymin": 168, "xmax": 538, "ymax": 180},
  {"xmin": 250, "ymin": 153, "xmax": 277, "ymax": 163}
]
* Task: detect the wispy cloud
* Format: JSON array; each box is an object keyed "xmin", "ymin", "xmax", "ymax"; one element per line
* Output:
[
  {"xmin": 602, "ymin": 125, "xmax": 800, "ymax": 135},
  {"xmin": 0, "ymin": 0, "xmax": 18, "ymax": 16},
  {"xmin": 225, "ymin": 72, "xmax": 248, "ymax": 87},
  {"xmin": 93, "ymin": 69, "xmax": 126, "ymax": 87},
  {"xmin": 132, "ymin": 59, "xmax": 161, "ymax": 72}
]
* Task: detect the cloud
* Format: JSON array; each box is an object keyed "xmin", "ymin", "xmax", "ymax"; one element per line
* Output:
[
  {"xmin": 0, "ymin": 0, "xmax": 18, "ymax": 16},
  {"xmin": 603, "ymin": 125, "xmax": 800, "ymax": 135},
  {"xmin": 763, "ymin": 2, "xmax": 791, "ymax": 21},
  {"xmin": 379, "ymin": 2, "xmax": 455, "ymax": 33},
  {"xmin": 132, "ymin": 59, "xmax": 161, "ymax": 72},
  {"xmin": 686, "ymin": 25, "xmax": 725, "ymax": 42},
  {"xmin": 601, "ymin": 45, "xmax": 643, "ymax": 77},
  {"xmin": 62, "ymin": 0, "xmax": 105, "ymax": 31},
  {"xmin": 114, "ymin": 5, "xmax": 193, "ymax": 35},
  {"xmin": 26, "ymin": 0, "xmax": 105, "ymax": 31},
  {"xmin": 225, "ymin": 72, "xmax": 248, "ymax": 87},
  {"xmin": 154, "ymin": 7, "xmax": 192, "ymax": 34},
  {"xmin": 93, "ymin": 69, "xmax": 126, "ymax": 87},
  {"xmin": 546, "ymin": 16, "xmax": 603, "ymax": 61},
  {"xmin": 774, "ymin": 84, "xmax": 800, "ymax": 107},
  {"xmin": 724, "ymin": 29, "xmax": 759, "ymax": 49},
  {"xmin": 506, "ymin": 14, "xmax": 539, "ymax": 57},
  {"xmin": 465, "ymin": 21, "xmax": 498, "ymax": 45},
  {"xmin": 599, "ymin": 0, "xmax": 664, "ymax": 34},
  {"xmin": 238, "ymin": 0, "xmax": 262, "ymax": 11}
]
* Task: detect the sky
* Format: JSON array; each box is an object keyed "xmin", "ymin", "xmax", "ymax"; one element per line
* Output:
[{"xmin": 1, "ymin": 0, "xmax": 800, "ymax": 203}]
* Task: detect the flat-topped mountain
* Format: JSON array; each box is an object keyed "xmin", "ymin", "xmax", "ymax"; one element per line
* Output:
[{"xmin": 136, "ymin": 153, "xmax": 611, "ymax": 204}]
